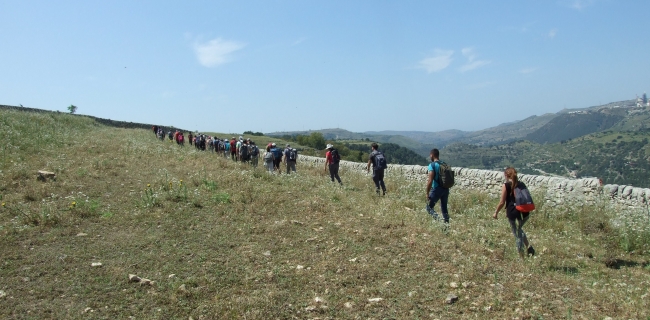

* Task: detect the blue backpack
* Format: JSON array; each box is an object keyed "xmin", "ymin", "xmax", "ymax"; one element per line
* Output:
[{"xmin": 271, "ymin": 147, "xmax": 282, "ymax": 159}]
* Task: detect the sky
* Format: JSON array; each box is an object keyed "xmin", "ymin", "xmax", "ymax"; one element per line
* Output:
[{"xmin": 1, "ymin": 0, "xmax": 649, "ymax": 134}]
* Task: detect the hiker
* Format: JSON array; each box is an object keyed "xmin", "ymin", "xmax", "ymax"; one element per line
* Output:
[
  {"xmin": 230, "ymin": 137, "xmax": 237, "ymax": 161},
  {"xmin": 224, "ymin": 138, "xmax": 231, "ymax": 158},
  {"xmin": 284, "ymin": 144, "xmax": 298, "ymax": 174},
  {"xmin": 152, "ymin": 125, "xmax": 158, "ymax": 135},
  {"xmin": 250, "ymin": 141, "xmax": 260, "ymax": 168},
  {"xmin": 188, "ymin": 132, "xmax": 193, "ymax": 146},
  {"xmin": 425, "ymin": 148, "xmax": 450, "ymax": 224},
  {"xmin": 367, "ymin": 143, "xmax": 387, "ymax": 195},
  {"xmin": 325, "ymin": 144, "xmax": 342, "ymax": 184},
  {"xmin": 236, "ymin": 137, "xmax": 243, "ymax": 161},
  {"xmin": 493, "ymin": 167, "xmax": 536, "ymax": 257},
  {"xmin": 168, "ymin": 130, "xmax": 173, "ymax": 141},
  {"xmin": 176, "ymin": 132, "xmax": 184, "ymax": 146},
  {"xmin": 239, "ymin": 139, "xmax": 251, "ymax": 163},
  {"xmin": 270, "ymin": 143, "xmax": 283, "ymax": 173},
  {"xmin": 263, "ymin": 145, "xmax": 275, "ymax": 173}
]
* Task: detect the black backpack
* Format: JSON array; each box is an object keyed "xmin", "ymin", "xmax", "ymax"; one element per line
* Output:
[
  {"xmin": 330, "ymin": 149, "xmax": 340, "ymax": 164},
  {"xmin": 434, "ymin": 160, "xmax": 455, "ymax": 189},
  {"xmin": 373, "ymin": 151, "xmax": 388, "ymax": 170},
  {"xmin": 288, "ymin": 149, "xmax": 297, "ymax": 161},
  {"xmin": 240, "ymin": 144, "xmax": 249, "ymax": 157},
  {"xmin": 250, "ymin": 146, "xmax": 259, "ymax": 157}
]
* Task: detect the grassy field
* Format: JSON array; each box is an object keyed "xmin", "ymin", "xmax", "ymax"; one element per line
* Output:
[{"xmin": 1, "ymin": 109, "xmax": 649, "ymax": 319}]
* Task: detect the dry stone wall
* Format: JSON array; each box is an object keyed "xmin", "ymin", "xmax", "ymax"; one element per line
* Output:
[{"xmin": 297, "ymin": 155, "xmax": 650, "ymax": 210}]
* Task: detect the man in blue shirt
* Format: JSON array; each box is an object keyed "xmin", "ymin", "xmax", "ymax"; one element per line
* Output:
[{"xmin": 426, "ymin": 148, "xmax": 450, "ymax": 224}]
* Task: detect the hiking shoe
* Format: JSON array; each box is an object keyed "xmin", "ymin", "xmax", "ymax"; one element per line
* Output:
[
  {"xmin": 382, "ymin": 190, "xmax": 386, "ymax": 196},
  {"xmin": 527, "ymin": 246, "xmax": 535, "ymax": 257},
  {"xmin": 376, "ymin": 189, "xmax": 380, "ymax": 196}
]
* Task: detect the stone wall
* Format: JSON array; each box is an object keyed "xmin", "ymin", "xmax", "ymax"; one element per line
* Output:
[{"xmin": 297, "ymin": 155, "xmax": 650, "ymax": 210}]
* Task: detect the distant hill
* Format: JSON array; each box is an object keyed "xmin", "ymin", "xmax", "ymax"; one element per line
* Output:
[
  {"xmin": 459, "ymin": 113, "xmax": 558, "ymax": 145},
  {"xmin": 268, "ymin": 99, "xmax": 642, "ymax": 156},
  {"xmin": 442, "ymin": 130, "xmax": 650, "ymax": 188},
  {"xmin": 269, "ymin": 128, "xmax": 426, "ymax": 154},
  {"xmin": 525, "ymin": 112, "xmax": 624, "ymax": 144}
]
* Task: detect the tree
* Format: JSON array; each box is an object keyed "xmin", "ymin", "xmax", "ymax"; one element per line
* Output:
[
  {"xmin": 308, "ymin": 132, "xmax": 326, "ymax": 150},
  {"xmin": 67, "ymin": 105, "xmax": 78, "ymax": 114}
]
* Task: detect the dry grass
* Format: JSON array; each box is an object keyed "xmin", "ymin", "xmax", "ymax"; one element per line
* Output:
[{"xmin": 0, "ymin": 109, "xmax": 649, "ymax": 319}]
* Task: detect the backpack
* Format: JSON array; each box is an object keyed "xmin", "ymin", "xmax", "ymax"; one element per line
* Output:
[
  {"xmin": 330, "ymin": 149, "xmax": 340, "ymax": 164},
  {"xmin": 513, "ymin": 182, "xmax": 535, "ymax": 213},
  {"xmin": 251, "ymin": 146, "xmax": 259, "ymax": 157},
  {"xmin": 373, "ymin": 151, "xmax": 388, "ymax": 170},
  {"xmin": 240, "ymin": 144, "xmax": 249, "ymax": 157},
  {"xmin": 288, "ymin": 149, "xmax": 297, "ymax": 161},
  {"xmin": 271, "ymin": 148, "xmax": 282, "ymax": 159},
  {"xmin": 434, "ymin": 161, "xmax": 455, "ymax": 189},
  {"xmin": 264, "ymin": 152, "xmax": 273, "ymax": 161}
]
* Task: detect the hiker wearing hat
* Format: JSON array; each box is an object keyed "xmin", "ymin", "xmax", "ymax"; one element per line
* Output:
[
  {"xmin": 224, "ymin": 137, "xmax": 231, "ymax": 158},
  {"xmin": 284, "ymin": 144, "xmax": 298, "ymax": 174},
  {"xmin": 270, "ymin": 143, "xmax": 283, "ymax": 173},
  {"xmin": 263, "ymin": 145, "xmax": 275, "ymax": 173},
  {"xmin": 236, "ymin": 138, "xmax": 243, "ymax": 161},
  {"xmin": 239, "ymin": 139, "xmax": 251, "ymax": 163},
  {"xmin": 325, "ymin": 144, "xmax": 342, "ymax": 185}
]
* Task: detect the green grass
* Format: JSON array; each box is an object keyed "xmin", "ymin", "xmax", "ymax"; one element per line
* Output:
[{"xmin": 0, "ymin": 109, "xmax": 649, "ymax": 319}]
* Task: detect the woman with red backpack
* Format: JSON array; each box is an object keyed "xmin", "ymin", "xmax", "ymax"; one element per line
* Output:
[{"xmin": 493, "ymin": 167, "xmax": 535, "ymax": 258}]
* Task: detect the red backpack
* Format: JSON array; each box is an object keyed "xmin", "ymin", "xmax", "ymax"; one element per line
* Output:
[{"xmin": 513, "ymin": 182, "xmax": 535, "ymax": 213}]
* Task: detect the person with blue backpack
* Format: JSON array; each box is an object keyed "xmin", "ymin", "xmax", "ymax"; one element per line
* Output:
[
  {"xmin": 270, "ymin": 143, "xmax": 283, "ymax": 173},
  {"xmin": 367, "ymin": 143, "xmax": 387, "ymax": 196},
  {"xmin": 425, "ymin": 148, "xmax": 454, "ymax": 225}
]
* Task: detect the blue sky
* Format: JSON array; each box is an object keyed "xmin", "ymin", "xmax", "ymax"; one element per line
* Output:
[{"xmin": 1, "ymin": 0, "xmax": 648, "ymax": 133}]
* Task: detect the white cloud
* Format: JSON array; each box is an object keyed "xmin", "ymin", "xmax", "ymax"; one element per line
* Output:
[
  {"xmin": 519, "ymin": 67, "xmax": 538, "ymax": 74},
  {"xmin": 461, "ymin": 47, "xmax": 477, "ymax": 61},
  {"xmin": 419, "ymin": 50, "xmax": 454, "ymax": 73},
  {"xmin": 193, "ymin": 38, "xmax": 246, "ymax": 68},
  {"xmin": 548, "ymin": 28, "xmax": 558, "ymax": 39},
  {"xmin": 459, "ymin": 47, "xmax": 491, "ymax": 72}
]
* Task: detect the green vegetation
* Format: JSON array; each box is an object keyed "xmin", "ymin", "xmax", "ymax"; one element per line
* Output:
[
  {"xmin": 343, "ymin": 142, "xmax": 428, "ymax": 166},
  {"xmin": 0, "ymin": 109, "xmax": 649, "ymax": 318},
  {"xmin": 525, "ymin": 111, "xmax": 625, "ymax": 144},
  {"xmin": 243, "ymin": 131, "xmax": 264, "ymax": 136},
  {"xmin": 444, "ymin": 130, "xmax": 650, "ymax": 187}
]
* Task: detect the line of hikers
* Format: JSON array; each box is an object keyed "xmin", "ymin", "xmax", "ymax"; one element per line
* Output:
[
  {"xmin": 151, "ymin": 126, "xmax": 300, "ymax": 174},
  {"xmin": 150, "ymin": 125, "xmax": 535, "ymax": 258}
]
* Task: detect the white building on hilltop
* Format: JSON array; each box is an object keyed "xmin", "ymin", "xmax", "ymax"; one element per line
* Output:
[{"xmin": 636, "ymin": 93, "xmax": 649, "ymax": 107}]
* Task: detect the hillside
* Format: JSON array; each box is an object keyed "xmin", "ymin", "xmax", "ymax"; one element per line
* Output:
[
  {"xmin": 443, "ymin": 130, "xmax": 650, "ymax": 188},
  {"xmin": 1, "ymin": 109, "xmax": 649, "ymax": 318},
  {"xmin": 270, "ymin": 100, "xmax": 642, "ymax": 155},
  {"xmin": 525, "ymin": 112, "xmax": 624, "ymax": 144}
]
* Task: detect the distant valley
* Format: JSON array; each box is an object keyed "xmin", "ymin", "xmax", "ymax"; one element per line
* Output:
[{"xmin": 269, "ymin": 99, "xmax": 650, "ymax": 187}]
